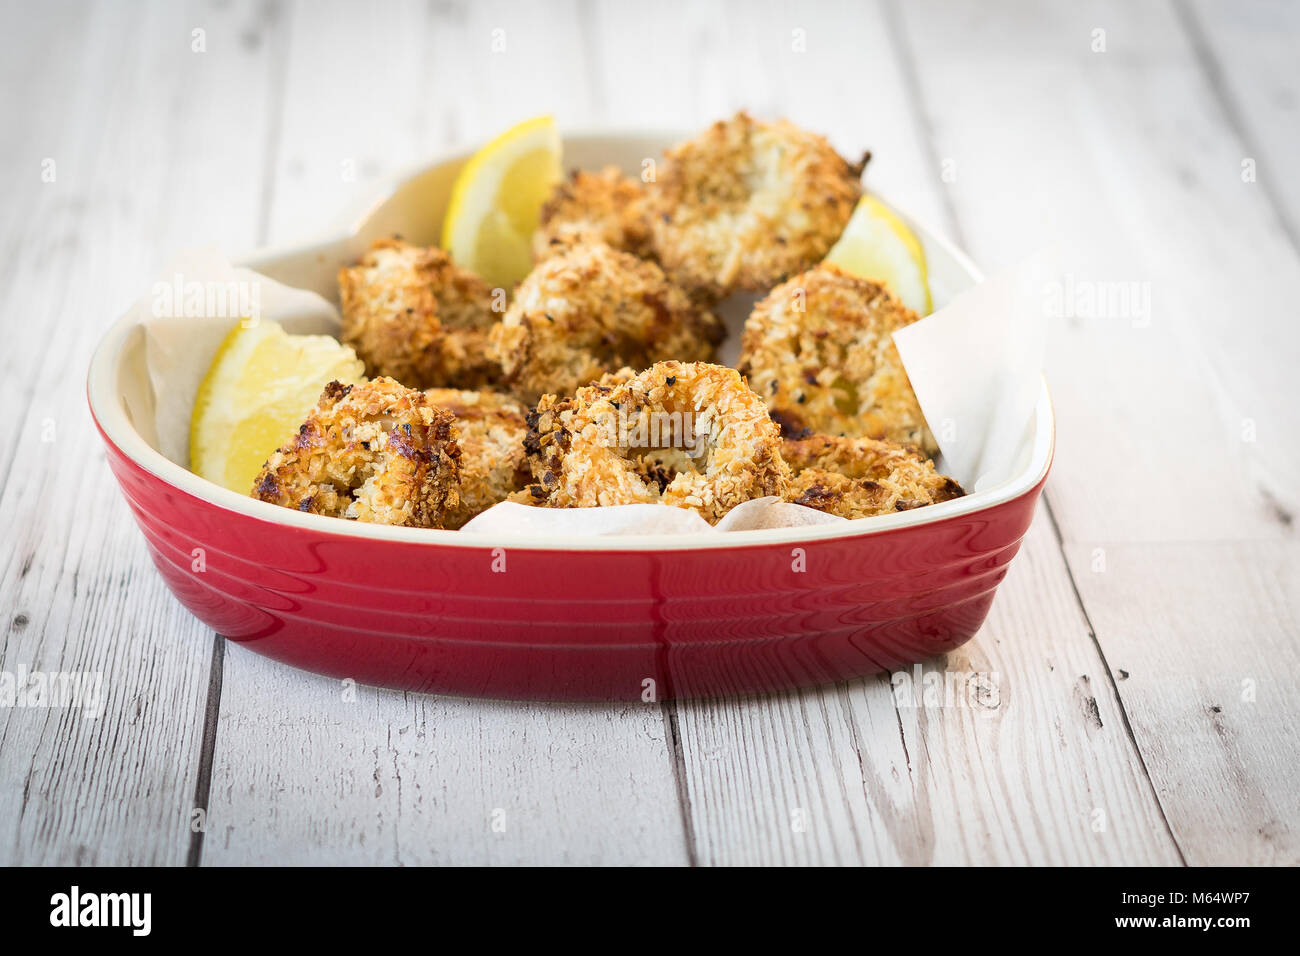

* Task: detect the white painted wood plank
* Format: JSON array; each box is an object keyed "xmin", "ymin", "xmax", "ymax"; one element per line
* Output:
[
  {"xmin": 676, "ymin": 517, "xmax": 1183, "ymax": 865},
  {"xmin": 612, "ymin": 0, "xmax": 1177, "ymax": 865},
  {"xmin": 203, "ymin": 0, "xmax": 689, "ymax": 866},
  {"xmin": 264, "ymin": 0, "xmax": 600, "ymax": 245},
  {"xmin": 1182, "ymin": 0, "xmax": 1300, "ymax": 242},
  {"xmin": 892, "ymin": 0, "xmax": 1300, "ymax": 864},
  {"xmin": 892, "ymin": 0, "xmax": 1299, "ymax": 545},
  {"xmin": 585, "ymin": 0, "xmax": 949, "ymax": 229},
  {"xmin": 1068, "ymin": 540, "xmax": 1300, "ymax": 865},
  {"xmin": 207, "ymin": 648, "xmax": 687, "ymax": 865},
  {"xmin": 0, "ymin": 0, "xmax": 279, "ymax": 864}
]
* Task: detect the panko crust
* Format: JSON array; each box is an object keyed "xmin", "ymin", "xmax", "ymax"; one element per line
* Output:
[
  {"xmin": 649, "ymin": 111, "xmax": 865, "ymax": 298},
  {"xmin": 521, "ymin": 361, "xmax": 790, "ymax": 523},
  {"xmin": 533, "ymin": 166, "xmax": 652, "ymax": 261},
  {"xmin": 782, "ymin": 433, "xmax": 963, "ymax": 519},
  {"xmin": 338, "ymin": 238, "xmax": 501, "ymax": 389},
  {"xmin": 424, "ymin": 387, "xmax": 531, "ymax": 528},
  {"xmin": 488, "ymin": 242, "xmax": 725, "ymax": 404},
  {"xmin": 252, "ymin": 377, "xmax": 462, "ymax": 528},
  {"xmin": 738, "ymin": 263, "xmax": 936, "ymax": 453}
]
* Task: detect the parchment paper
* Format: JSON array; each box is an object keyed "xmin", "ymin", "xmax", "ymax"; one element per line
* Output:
[
  {"xmin": 141, "ymin": 247, "xmax": 344, "ymax": 467},
  {"xmin": 892, "ymin": 248, "xmax": 1054, "ymax": 492}
]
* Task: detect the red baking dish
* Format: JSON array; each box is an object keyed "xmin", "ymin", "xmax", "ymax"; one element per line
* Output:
[{"xmin": 87, "ymin": 133, "xmax": 1054, "ymax": 701}]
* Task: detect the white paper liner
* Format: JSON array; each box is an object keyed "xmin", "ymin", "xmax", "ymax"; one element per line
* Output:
[
  {"xmin": 141, "ymin": 247, "xmax": 344, "ymax": 467},
  {"xmin": 133, "ymin": 247, "xmax": 1048, "ymax": 536},
  {"xmin": 892, "ymin": 248, "xmax": 1053, "ymax": 492},
  {"xmin": 460, "ymin": 496, "xmax": 845, "ymax": 536}
]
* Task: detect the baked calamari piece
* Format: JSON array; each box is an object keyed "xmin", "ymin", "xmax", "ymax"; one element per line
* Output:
[
  {"xmin": 521, "ymin": 361, "xmax": 790, "ymax": 523},
  {"xmin": 782, "ymin": 433, "xmax": 962, "ymax": 519},
  {"xmin": 648, "ymin": 111, "xmax": 865, "ymax": 298},
  {"xmin": 424, "ymin": 387, "xmax": 531, "ymax": 528},
  {"xmin": 738, "ymin": 263, "xmax": 935, "ymax": 454},
  {"xmin": 533, "ymin": 166, "xmax": 653, "ymax": 261},
  {"xmin": 488, "ymin": 242, "xmax": 724, "ymax": 403},
  {"xmin": 338, "ymin": 238, "xmax": 501, "ymax": 389},
  {"xmin": 252, "ymin": 377, "xmax": 461, "ymax": 528}
]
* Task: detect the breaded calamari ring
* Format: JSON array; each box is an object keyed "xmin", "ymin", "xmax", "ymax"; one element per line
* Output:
[
  {"xmin": 738, "ymin": 263, "xmax": 935, "ymax": 453},
  {"xmin": 782, "ymin": 433, "xmax": 963, "ymax": 519},
  {"xmin": 507, "ymin": 366, "xmax": 639, "ymax": 509},
  {"xmin": 648, "ymin": 111, "xmax": 865, "ymax": 298},
  {"xmin": 253, "ymin": 378, "xmax": 461, "ymax": 528},
  {"xmin": 338, "ymin": 238, "xmax": 501, "ymax": 389},
  {"xmin": 522, "ymin": 361, "xmax": 790, "ymax": 523},
  {"xmin": 534, "ymin": 166, "xmax": 652, "ymax": 261},
  {"xmin": 424, "ymin": 387, "xmax": 531, "ymax": 528},
  {"xmin": 488, "ymin": 242, "xmax": 725, "ymax": 404}
]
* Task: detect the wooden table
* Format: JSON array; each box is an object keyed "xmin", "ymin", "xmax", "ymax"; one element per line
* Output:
[{"xmin": 1, "ymin": 0, "xmax": 1296, "ymax": 866}]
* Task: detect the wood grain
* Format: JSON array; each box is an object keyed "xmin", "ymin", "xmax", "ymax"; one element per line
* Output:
[
  {"xmin": 204, "ymin": 648, "xmax": 688, "ymax": 865},
  {"xmin": 638, "ymin": 0, "xmax": 1181, "ymax": 866},
  {"xmin": 199, "ymin": 0, "xmax": 689, "ymax": 866},
  {"xmin": 675, "ymin": 517, "xmax": 1183, "ymax": 865},
  {"xmin": 1182, "ymin": 0, "xmax": 1300, "ymax": 247},
  {"xmin": 892, "ymin": 0, "xmax": 1299, "ymax": 544},
  {"xmin": 892, "ymin": 0, "xmax": 1300, "ymax": 865},
  {"xmin": 0, "ymin": 0, "xmax": 278, "ymax": 865},
  {"xmin": 0, "ymin": 0, "xmax": 1295, "ymax": 866},
  {"xmin": 1067, "ymin": 539, "xmax": 1300, "ymax": 865}
]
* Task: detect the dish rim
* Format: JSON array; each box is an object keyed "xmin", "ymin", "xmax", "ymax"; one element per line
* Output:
[{"xmin": 87, "ymin": 131, "xmax": 1055, "ymax": 553}]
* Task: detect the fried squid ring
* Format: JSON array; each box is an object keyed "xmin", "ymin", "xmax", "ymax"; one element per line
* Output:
[
  {"xmin": 533, "ymin": 166, "xmax": 652, "ymax": 261},
  {"xmin": 649, "ymin": 111, "xmax": 864, "ymax": 298},
  {"xmin": 522, "ymin": 361, "xmax": 790, "ymax": 523},
  {"xmin": 338, "ymin": 238, "xmax": 501, "ymax": 389},
  {"xmin": 424, "ymin": 387, "xmax": 531, "ymax": 528},
  {"xmin": 782, "ymin": 433, "xmax": 963, "ymax": 519},
  {"xmin": 738, "ymin": 263, "xmax": 936, "ymax": 453},
  {"xmin": 253, "ymin": 377, "xmax": 461, "ymax": 528},
  {"xmin": 488, "ymin": 242, "xmax": 724, "ymax": 404}
]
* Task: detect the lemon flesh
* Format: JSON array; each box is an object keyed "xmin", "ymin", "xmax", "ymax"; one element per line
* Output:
[
  {"xmin": 441, "ymin": 115, "xmax": 561, "ymax": 290},
  {"xmin": 825, "ymin": 195, "xmax": 933, "ymax": 315},
  {"xmin": 190, "ymin": 321, "xmax": 365, "ymax": 495}
]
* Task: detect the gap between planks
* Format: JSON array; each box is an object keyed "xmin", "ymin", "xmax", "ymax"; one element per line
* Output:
[
  {"xmin": 879, "ymin": 0, "xmax": 1191, "ymax": 863},
  {"xmin": 187, "ymin": 0, "xmax": 296, "ymax": 867},
  {"xmin": 186, "ymin": 636, "xmax": 225, "ymax": 867}
]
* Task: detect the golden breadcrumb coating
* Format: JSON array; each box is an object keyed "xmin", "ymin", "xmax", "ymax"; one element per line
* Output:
[
  {"xmin": 521, "ymin": 361, "xmax": 790, "ymax": 524},
  {"xmin": 782, "ymin": 433, "xmax": 963, "ymax": 519},
  {"xmin": 648, "ymin": 111, "xmax": 865, "ymax": 298},
  {"xmin": 488, "ymin": 242, "xmax": 725, "ymax": 404},
  {"xmin": 590, "ymin": 366, "xmax": 639, "ymax": 389},
  {"xmin": 504, "ymin": 487, "xmax": 538, "ymax": 506},
  {"xmin": 738, "ymin": 263, "xmax": 936, "ymax": 453},
  {"xmin": 338, "ymin": 238, "xmax": 501, "ymax": 389},
  {"xmin": 424, "ymin": 387, "xmax": 531, "ymax": 528},
  {"xmin": 534, "ymin": 166, "xmax": 652, "ymax": 261},
  {"xmin": 252, "ymin": 377, "xmax": 461, "ymax": 528}
]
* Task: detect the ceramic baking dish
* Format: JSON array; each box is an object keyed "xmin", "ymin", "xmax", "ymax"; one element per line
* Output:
[{"xmin": 88, "ymin": 132, "xmax": 1054, "ymax": 701}]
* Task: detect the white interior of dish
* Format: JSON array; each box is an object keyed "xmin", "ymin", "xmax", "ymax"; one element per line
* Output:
[{"xmin": 88, "ymin": 132, "xmax": 1054, "ymax": 551}]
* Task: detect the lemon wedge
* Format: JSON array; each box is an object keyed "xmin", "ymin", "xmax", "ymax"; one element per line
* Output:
[
  {"xmin": 441, "ymin": 115, "xmax": 562, "ymax": 290},
  {"xmin": 826, "ymin": 195, "xmax": 933, "ymax": 315},
  {"xmin": 190, "ymin": 321, "xmax": 365, "ymax": 495}
]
